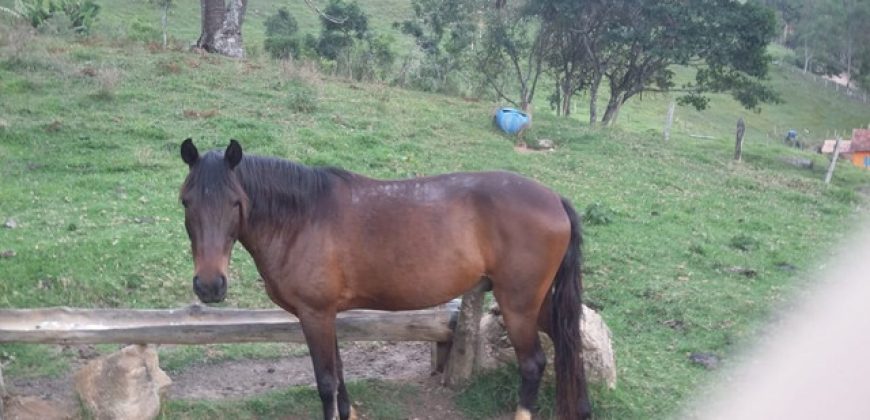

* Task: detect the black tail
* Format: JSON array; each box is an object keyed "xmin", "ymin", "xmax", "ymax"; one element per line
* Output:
[{"xmin": 553, "ymin": 197, "xmax": 591, "ymax": 419}]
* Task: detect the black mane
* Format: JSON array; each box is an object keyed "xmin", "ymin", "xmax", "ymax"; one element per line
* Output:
[
  {"xmin": 186, "ymin": 151, "xmax": 351, "ymax": 225},
  {"xmin": 236, "ymin": 154, "xmax": 352, "ymax": 223}
]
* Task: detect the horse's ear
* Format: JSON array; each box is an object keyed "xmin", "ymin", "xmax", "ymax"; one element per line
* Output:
[
  {"xmin": 225, "ymin": 139, "xmax": 243, "ymax": 170},
  {"xmin": 180, "ymin": 138, "xmax": 199, "ymax": 166}
]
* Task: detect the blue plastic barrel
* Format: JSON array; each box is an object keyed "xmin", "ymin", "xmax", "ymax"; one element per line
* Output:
[{"xmin": 494, "ymin": 108, "xmax": 530, "ymax": 135}]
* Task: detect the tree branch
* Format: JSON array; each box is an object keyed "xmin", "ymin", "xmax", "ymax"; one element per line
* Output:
[{"xmin": 303, "ymin": 0, "xmax": 347, "ymax": 24}]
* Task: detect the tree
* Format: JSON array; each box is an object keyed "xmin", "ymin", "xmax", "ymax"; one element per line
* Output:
[
  {"xmin": 395, "ymin": 0, "xmax": 478, "ymax": 92},
  {"xmin": 833, "ymin": 0, "xmax": 870, "ymax": 89},
  {"xmin": 532, "ymin": 0, "xmax": 613, "ymax": 124},
  {"xmin": 583, "ymin": 0, "xmax": 780, "ymax": 126},
  {"xmin": 150, "ymin": 0, "xmax": 173, "ymax": 48},
  {"xmin": 196, "ymin": 0, "xmax": 247, "ymax": 58},
  {"xmin": 760, "ymin": 0, "xmax": 802, "ymax": 43},
  {"xmin": 788, "ymin": 0, "xmax": 870, "ymax": 89},
  {"xmin": 315, "ymin": 0, "xmax": 368, "ymax": 60},
  {"xmin": 264, "ymin": 7, "xmax": 300, "ymax": 59},
  {"xmin": 476, "ymin": 2, "xmax": 546, "ymax": 111},
  {"xmin": 395, "ymin": 0, "xmax": 780, "ymax": 127}
]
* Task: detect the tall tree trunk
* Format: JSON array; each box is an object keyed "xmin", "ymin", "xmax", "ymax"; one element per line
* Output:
[
  {"xmin": 601, "ymin": 97, "xmax": 620, "ymax": 127},
  {"xmin": 550, "ymin": 76, "xmax": 563, "ymax": 117},
  {"xmin": 845, "ymin": 33, "xmax": 853, "ymax": 89},
  {"xmin": 161, "ymin": 4, "xmax": 169, "ymax": 48},
  {"xmin": 561, "ymin": 78, "xmax": 572, "ymax": 117},
  {"xmin": 197, "ymin": 0, "xmax": 247, "ymax": 58},
  {"xmin": 520, "ymin": 84, "xmax": 530, "ymax": 112},
  {"xmin": 197, "ymin": 0, "xmax": 224, "ymax": 50},
  {"xmin": 588, "ymin": 75, "xmax": 601, "ymax": 128},
  {"xmin": 803, "ymin": 38, "xmax": 811, "ymax": 73},
  {"xmin": 562, "ymin": 91, "xmax": 572, "ymax": 117}
]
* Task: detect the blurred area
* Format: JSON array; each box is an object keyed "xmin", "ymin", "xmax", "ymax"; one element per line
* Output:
[{"xmin": 688, "ymin": 221, "xmax": 870, "ymax": 420}]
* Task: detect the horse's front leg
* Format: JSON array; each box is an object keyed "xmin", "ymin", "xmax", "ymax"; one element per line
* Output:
[
  {"xmin": 300, "ymin": 312, "xmax": 352, "ymax": 420},
  {"xmin": 335, "ymin": 339, "xmax": 356, "ymax": 420}
]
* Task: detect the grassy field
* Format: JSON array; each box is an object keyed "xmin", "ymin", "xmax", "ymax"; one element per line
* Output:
[{"xmin": 2, "ymin": 1, "xmax": 870, "ymax": 419}]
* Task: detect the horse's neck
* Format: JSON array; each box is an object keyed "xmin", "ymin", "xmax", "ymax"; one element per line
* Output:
[
  {"xmin": 236, "ymin": 182, "xmax": 326, "ymax": 260},
  {"xmin": 237, "ymin": 215, "xmax": 303, "ymax": 276}
]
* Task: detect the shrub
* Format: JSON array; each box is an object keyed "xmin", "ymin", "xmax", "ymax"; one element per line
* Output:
[
  {"xmin": 92, "ymin": 66, "xmax": 120, "ymax": 100},
  {"xmin": 358, "ymin": 34, "xmax": 395, "ymax": 80},
  {"xmin": 5, "ymin": 0, "xmax": 99, "ymax": 34},
  {"xmin": 584, "ymin": 202, "xmax": 615, "ymax": 225},
  {"xmin": 265, "ymin": 37, "xmax": 300, "ymax": 60},
  {"xmin": 314, "ymin": 0, "xmax": 368, "ymax": 60},
  {"xmin": 264, "ymin": 8, "xmax": 300, "ymax": 60},
  {"xmin": 60, "ymin": 0, "xmax": 98, "ymax": 34},
  {"xmin": 286, "ymin": 86, "xmax": 317, "ymax": 113}
]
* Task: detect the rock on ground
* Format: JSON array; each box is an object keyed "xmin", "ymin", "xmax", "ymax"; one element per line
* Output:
[
  {"xmin": 477, "ymin": 303, "xmax": 617, "ymax": 389},
  {"xmin": 74, "ymin": 344, "xmax": 171, "ymax": 420}
]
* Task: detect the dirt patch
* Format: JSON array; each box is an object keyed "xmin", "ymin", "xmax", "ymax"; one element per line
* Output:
[
  {"xmin": 398, "ymin": 375, "xmax": 466, "ymax": 420},
  {"xmin": 169, "ymin": 341, "xmax": 432, "ymax": 400},
  {"xmin": 3, "ymin": 342, "xmax": 523, "ymax": 419},
  {"xmin": 7, "ymin": 342, "xmax": 433, "ymax": 402}
]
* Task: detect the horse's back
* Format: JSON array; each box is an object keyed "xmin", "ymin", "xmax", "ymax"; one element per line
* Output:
[{"xmin": 331, "ymin": 171, "xmax": 571, "ymax": 310}]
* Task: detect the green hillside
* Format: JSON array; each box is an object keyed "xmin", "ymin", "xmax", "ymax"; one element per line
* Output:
[{"xmin": 1, "ymin": 1, "xmax": 869, "ymax": 419}]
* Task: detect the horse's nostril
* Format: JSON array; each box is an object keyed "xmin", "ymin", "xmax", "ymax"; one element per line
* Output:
[{"xmin": 219, "ymin": 275, "xmax": 227, "ymax": 289}]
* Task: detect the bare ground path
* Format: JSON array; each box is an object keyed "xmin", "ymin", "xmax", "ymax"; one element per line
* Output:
[{"xmin": 7, "ymin": 342, "xmax": 431, "ymax": 402}]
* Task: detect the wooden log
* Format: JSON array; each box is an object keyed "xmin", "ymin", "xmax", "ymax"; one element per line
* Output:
[
  {"xmin": 0, "ymin": 305, "xmax": 457, "ymax": 345},
  {"xmin": 442, "ymin": 281, "xmax": 488, "ymax": 388},
  {"xmin": 781, "ymin": 156, "xmax": 814, "ymax": 170}
]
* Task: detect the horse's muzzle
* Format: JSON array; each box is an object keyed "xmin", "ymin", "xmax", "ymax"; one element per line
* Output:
[{"xmin": 193, "ymin": 274, "xmax": 227, "ymax": 303}]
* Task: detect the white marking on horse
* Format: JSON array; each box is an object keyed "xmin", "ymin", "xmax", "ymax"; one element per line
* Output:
[{"xmin": 514, "ymin": 407, "xmax": 532, "ymax": 420}]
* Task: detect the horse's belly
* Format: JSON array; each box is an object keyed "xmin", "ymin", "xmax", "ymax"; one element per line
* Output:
[{"xmin": 346, "ymin": 255, "xmax": 485, "ymax": 311}]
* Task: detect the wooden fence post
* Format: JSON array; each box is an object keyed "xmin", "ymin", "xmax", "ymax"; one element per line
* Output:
[
  {"xmin": 0, "ymin": 363, "xmax": 6, "ymax": 418},
  {"xmin": 430, "ymin": 299, "xmax": 460, "ymax": 374},
  {"xmin": 825, "ymin": 136, "xmax": 843, "ymax": 185},
  {"xmin": 734, "ymin": 117, "xmax": 746, "ymax": 162},
  {"xmin": 663, "ymin": 101, "xmax": 676, "ymax": 142},
  {"xmin": 442, "ymin": 281, "xmax": 488, "ymax": 388}
]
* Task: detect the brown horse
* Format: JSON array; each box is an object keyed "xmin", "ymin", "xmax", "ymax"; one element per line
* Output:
[{"xmin": 178, "ymin": 139, "xmax": 591, "ymax": 419}]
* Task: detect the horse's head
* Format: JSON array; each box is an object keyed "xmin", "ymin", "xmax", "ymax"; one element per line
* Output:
[{"xmin": 178, "ymin": 139, "xmax": 249, "ymax": 304}]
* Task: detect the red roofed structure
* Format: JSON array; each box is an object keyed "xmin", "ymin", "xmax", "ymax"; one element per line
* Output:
[{"xmin": 849, "ymin": 129, "xmax": 870, "ymax": 169}]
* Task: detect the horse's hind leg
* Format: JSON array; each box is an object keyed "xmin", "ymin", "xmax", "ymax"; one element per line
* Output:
[{"xmin": 493, "ymin": 287, "xmax": 549, "ymax": 420}]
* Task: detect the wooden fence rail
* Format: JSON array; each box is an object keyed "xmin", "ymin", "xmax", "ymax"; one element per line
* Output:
[
  {"xmin": 0, "ymin": 303, "xmax": 460, "ymax": 345},
  {"xmin": 0, "ymin": 295, "xmax": 487, "ymax": 406}
]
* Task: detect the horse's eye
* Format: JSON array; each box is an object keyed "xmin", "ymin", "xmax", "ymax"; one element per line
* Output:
[{"xmin": 233, "ymin": 201, "xmax": 241, "ymax": 208}]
